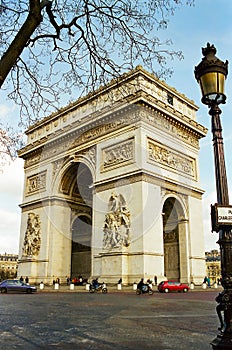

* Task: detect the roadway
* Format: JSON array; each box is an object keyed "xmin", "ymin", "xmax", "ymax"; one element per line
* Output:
[{"xmin": 0, "ymin": 288, "xmax": 220, "ymax": 349}]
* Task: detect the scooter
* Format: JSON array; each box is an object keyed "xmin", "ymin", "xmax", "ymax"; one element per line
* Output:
[
  {"xmin": 136, "ymin": 284, "xmax": 153, "ymax": 295},
  {"xmin": 89, "ymin": 283, "xmax": 108, "ymax": 293}
]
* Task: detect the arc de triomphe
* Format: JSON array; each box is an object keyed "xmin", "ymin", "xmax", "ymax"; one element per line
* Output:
[{"xmin": 17, "ymin": 66, "xmax": 207, "ymax": 285}]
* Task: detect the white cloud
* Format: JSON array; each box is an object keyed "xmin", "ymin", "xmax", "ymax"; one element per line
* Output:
[
  {"xmin": 0, "ymin": 158, "xmax": 24, "ymax": 199},
  {"xmin": 0, "ymin": 102, "xmax": 18, "ymax": 120},
  {"xmin": 0, "ymin": 158, "xmax": 24, "ymax": 253},
  {"xmin": 0, "ymin": 209, "xmax": 21, "ymax": 254}
]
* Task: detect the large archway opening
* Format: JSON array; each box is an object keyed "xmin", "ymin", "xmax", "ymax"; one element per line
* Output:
[
  {"xmin": 162, "ymin": 197, "xmax": 184, "ymax": 281},
  {"xmin": 60, "ymin": 162, "xmax": 93, "ymax": 279}
]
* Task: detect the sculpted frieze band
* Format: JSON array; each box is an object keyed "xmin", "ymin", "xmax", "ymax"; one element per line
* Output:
[
  {"xmin": 23, "ymin": 105, "xmax": 200, "ymax": 168},
  {"xmin": 101, "ymin": 139, "xmax": 134, "ymax": 171},
  {"xmin": 26, "ymin": 171, "xmax": 47, "ymax": 195},
  {"xmin": 139, "ymin": 108, "xmax": 199, "ymax": 148},
  {"xmin": 148, "ymin": 139, "xmax": 196, "ymax": 179}
]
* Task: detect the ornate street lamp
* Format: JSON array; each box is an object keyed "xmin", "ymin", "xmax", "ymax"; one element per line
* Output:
[{"xmin": 195, "ymin": 43, "xmax": 232, "ymax": 349}]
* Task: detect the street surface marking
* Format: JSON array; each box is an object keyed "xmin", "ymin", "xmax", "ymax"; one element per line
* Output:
[{"xmin": 115, "ymin": 313, "xmax": 215, "ymax": 318}]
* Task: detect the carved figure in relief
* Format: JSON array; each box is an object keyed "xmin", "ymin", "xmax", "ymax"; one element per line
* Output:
[
  {"xmin": 23, "ymin": 213, "xmax": 41, "ymax": 257},
  {"xmin": 148, "ymin": 141, "xmax": 194, "ymax": 177},
  {"xmin": 27, "ymin": 172, "xmax": 46, "ymax": 194},
  {"xmin": 103, "ymin": 192, "xmax": 131, "ymax": 249},
  {"xmin": 103, "ymin": 141, "xmax": 133, "ymax": 169}
]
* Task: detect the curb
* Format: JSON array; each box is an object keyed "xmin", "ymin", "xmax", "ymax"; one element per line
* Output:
[{"xmin": 36, "ymin": 285, "xmax": 223, "ymax": 293}]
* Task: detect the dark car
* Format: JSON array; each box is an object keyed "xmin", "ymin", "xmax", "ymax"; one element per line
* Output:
[
  {"xmin": 158, "ymin": 280, "xmax": 189, "ymax": 293},
  {"xmin": 0, "ymin": 279, "xmax": 37, "ymax": 293}
]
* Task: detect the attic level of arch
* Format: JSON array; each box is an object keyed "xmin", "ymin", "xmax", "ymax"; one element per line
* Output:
[
  {"xmin": 22, "ymin": 95, "xmax": 206, "ymax": 155},
  {"xmin": 25, "ymin": 65, "xmax": 198, "ymax": 135},
  {"xmin": 19, "ymin": 102, "xmax": 207, "ymax": 169}
]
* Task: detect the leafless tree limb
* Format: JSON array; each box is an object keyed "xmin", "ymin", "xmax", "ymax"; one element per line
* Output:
[{"xmin": 0, "ymin": 0, "xmax": 194, "ymax": 164}]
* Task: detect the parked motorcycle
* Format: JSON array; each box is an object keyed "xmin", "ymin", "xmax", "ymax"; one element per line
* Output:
[
  {"xmin": 136, "ymin": 284, "xmax": 153, "ymax": 295},
  {"xmin": 89, "ymin": 283, "xmax": 108, "ymax": 294}
]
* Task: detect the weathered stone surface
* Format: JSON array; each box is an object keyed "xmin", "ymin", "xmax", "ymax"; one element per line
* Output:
[{"xmin": 17, "ymin": 67, "xmax": 207, "ymax": 285}]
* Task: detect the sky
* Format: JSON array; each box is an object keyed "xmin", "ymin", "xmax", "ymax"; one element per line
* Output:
[{"xmin": 1, "ymin": 0, "xmax": 232, "ymax": 254}]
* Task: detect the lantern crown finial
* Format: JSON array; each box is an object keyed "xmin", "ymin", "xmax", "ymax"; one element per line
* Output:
[
  {"xmin": 202, "ymin": 43, "xmax": 217, "ymax": 57},
  {"xmin": 194, "ymin": 43, "xmax": 228, "ymax": 105}
]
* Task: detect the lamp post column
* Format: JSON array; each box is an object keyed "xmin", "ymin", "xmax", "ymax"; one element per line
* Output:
[
  {"xmin": 210, "ymin": 103, "xmax": 229, "ymax": 206},
  {"xmin": 210, "ymin": 103, "xmax": 232, "ymax": 349},
  {"xmin": 194, "ymin": 42, "xmax": 232, "ymax": 349}
]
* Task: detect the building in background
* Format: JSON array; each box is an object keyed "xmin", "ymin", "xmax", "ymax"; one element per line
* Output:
[
  {"xmin": 205, "ymin": 249, "xmax": 221, "ymax": 285},
  {"xmin": 0, "ymin": 253, "xmax": 18, "ymax": 280}
]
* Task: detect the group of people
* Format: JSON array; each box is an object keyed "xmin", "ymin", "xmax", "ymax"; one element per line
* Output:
[
  {"xmin": 66, "ymin": 276, "xmax": 87, "ymax": 286},
  {"xmin": 203, "ymin": 276, "xmax": 222, "ymax": 288},
  {"xmin": 19, "ymin": 276, "xmax": 29, "ymax": 284}
]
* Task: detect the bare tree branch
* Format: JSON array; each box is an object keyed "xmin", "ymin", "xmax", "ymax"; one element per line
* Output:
[
  {"xmin": 0, "ymin": 0, "xmax": 43, "ymax": 88},
  {"xmin": 0, "ymin": 0, "xmax": 195, "ymax": 164}
]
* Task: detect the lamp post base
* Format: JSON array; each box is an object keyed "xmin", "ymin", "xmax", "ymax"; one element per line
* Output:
[{"xmin": 211, "ymin": 333, "xmax": 232, "ymax": 349}]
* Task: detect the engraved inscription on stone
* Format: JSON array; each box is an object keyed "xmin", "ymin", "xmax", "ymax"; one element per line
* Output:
[
  {"xmin": 102, "ymin": 139, "xmax": 134, "ymax": 171},
  {"xmin": 26, "ymin": 171, "xmax": 46, "ymax": 195},
  {"xmin": 148, "ymin": 139, "xmax": 195, "ymax": 178}
]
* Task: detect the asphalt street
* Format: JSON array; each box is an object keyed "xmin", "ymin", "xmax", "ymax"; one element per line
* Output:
[{"xmin": 0, "ymin": 289, "xmax": 220, "ymax": 350}]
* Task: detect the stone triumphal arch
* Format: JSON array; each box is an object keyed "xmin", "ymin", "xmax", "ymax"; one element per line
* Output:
[{"xmin": 17, "ymin": 67, "xmax": 208, "ymax": 285}]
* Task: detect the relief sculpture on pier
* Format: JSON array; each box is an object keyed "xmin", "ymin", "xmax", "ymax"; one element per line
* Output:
[{"xmin": 103, "ymin": 192, "xmax": 131, "ymax": 249}]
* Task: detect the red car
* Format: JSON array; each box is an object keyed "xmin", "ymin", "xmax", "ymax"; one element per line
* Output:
[{"xmin": 158, "ymin": 280, "xmax": 189, "ymax": 293}]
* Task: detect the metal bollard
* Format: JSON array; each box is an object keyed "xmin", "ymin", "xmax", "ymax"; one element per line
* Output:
[
  {"xmin": 202, "ymin": 283, "xmax": 206, "ymax": 289},
  {"xmin": 70, "ymin": 283, "xmax": 74, "ymax": 290}
]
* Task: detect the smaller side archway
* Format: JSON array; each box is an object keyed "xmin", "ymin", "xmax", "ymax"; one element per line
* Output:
[{"xmin": 162, "ymin": 196, "xmax": 189, "ymax": 282}]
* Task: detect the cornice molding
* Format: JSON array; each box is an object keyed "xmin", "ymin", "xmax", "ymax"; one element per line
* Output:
[
  {"xmin": 94, "ymin": 170, "xmax": 204, "ymax": 199},
  {"xmin": 20, "ymin": 195, "xmax": 92, "ymax": 212}
]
